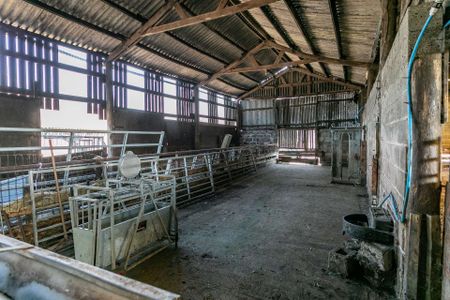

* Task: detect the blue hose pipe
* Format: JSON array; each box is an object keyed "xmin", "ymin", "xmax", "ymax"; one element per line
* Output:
[
  {"xmin": 402, "ymin": 14, "xmax": 434, "ymax": 223},
  {"xmin": 445, "ymin": 19, "xmax": 450, "ymax": 29}
]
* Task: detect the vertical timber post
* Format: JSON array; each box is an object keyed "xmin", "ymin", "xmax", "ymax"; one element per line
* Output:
[
  {"xmin": 105, "ymin": 61, "xmax": 114, "ymax": 158},
  {"xmin": 194, "ymin": 86, "xmax": 200, "ymax": 150},
  {"xmin": 403, "ymin": 5, "xmax": 443, "ymax": 299}
]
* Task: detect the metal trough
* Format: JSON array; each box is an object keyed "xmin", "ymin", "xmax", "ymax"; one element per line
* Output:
[{"xmin": 0, "ymin": 234, "xmax": 179, "ymax": 299}]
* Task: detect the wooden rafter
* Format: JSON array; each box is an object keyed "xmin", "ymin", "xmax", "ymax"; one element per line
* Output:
[
  {"xmin": 220, "ymin": 60, "xmax": 311, "ymax": 74},
  {"xmin": 107, "ymin": 0, "xmax": 176, "ymax": 62},
  {"xmin": 248, "ymin": 54, "xmax": 260, "ymax": 67},
  {"xmin": 239, "ymin": 65, "xmax": 363, "ymax": 99},
  {"xmin": 218, "ymin": 0, "xmax": 230, "ymax": 10},
  {"xmin": 327, "ymin": 0, "xmax": 347, "ymax": 80},
  {"xmin": 238, "ymin": 67, "xmax": 292, "ymax": 99},
  {"xmin": 262, "ymin": 80, "xmax": 352, "ymax": 89},
  {"xmin": 201, "ymin": 40, "xmax": 368, "ymax": 88},
  {"xmin": 141, "ymin": 0, "xmax": 281, "ymax": 37},
  {"xmin": 291, "ymin": 68, "xmax": 362, "ymax": 90},
  {"xmin": 283, "ymin": 0, "xmax": 329, "ymax": 76},
  {"xmin": 267, "ymin": 41, "xmax": 369, "ymax": 68},
  {"xmin": 198, "ymin": 41, "xmax": 270, "ymax": 86},
  {"xmin": 100, "ymin": 0, "xmax": 250, "ymax": 78},
  {"xmin": 174, "ymin": 2, "xmax": 189, "ymax": 19},
  {"xmin": 274, "ymin": 50, "xmax": 285, "ymax": 64},
  {"xmin": 24, "ymin": 0, "xmax": 252, "ymax": 92},
  {"xmin": 246, "ymin": 89, "xmax": 359, "ymax": 100}
]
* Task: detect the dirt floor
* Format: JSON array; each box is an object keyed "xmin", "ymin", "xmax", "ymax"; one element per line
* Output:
[{"xmin": 126, "ymin": 163, "xmax": 392, "ymax": 299}]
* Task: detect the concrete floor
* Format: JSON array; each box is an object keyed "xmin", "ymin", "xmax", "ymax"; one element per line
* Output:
[{"xmin": 126, "ymin": 163, "xmax": 389, "ymax": 299}]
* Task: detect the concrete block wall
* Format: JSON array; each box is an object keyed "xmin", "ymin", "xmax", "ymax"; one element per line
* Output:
[
  {"xmin": 362, "ymin": 10, "xmax": 410, "ymax": 297},
  {"xmin": 363, "ymin": 11, "xmax": 409, "ymax": 208},
  {"xmin": 362, "ymin": 4, "xmax": 443, "ymax": 297},
  {"xmin": 240, "ymin": 128, "xmax": 277, "ymax": 145}
]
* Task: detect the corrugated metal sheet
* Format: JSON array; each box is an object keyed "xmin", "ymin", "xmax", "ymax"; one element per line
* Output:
[
  {"xmin": 0, "ymin": 0, "xmax": 260, "ymax": 95},
  {"xmin": 242, "ymin": 92, "xmax": 358, "ymax": 128},
  {"xmin": 242, "ymin": 0, "xmax": 380, "ymax": 84},
  {"xmin": 277, "ymin": 92, "xmax": 359, "ymax": 128},
  {"xmin": 0, "ymin": 1, "xmax": 121, "ymax": 52},
  {"xmin": 0, "ymin": 0, "xmax": 379, "ymax": 96},
  {"xmin": 278, "ymin": 128, "xmax": 316, "ymax": 150},
  {"xmin": 241, "ymin": 99, "xmax": 275, "ymax": 126}
]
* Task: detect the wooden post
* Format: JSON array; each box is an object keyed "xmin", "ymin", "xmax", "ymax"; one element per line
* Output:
[
  {"xmin": 49, "ymin": 140, "xmax": 68, "ymax": 241},
  {"xmin": 105, "ymin": 61, "xmax": 114, "ymax": 157},
  {"xmin": 405, "ymin": 213, "xmax": 422, "ymax": 299},
  {"xmin": 442, "ymin": 182, "xmax": 450, "ymax": 299},
  {"xmin": 194, "ymin": 86, "xmax": 200, "ymax": 149},
  {"xmin": 401, "ymin": 6, "xmax": 443, "ymax": 298},
  {"xmin": 425, "ymin": 215, "xmax": 441, "ymax": 300},
  {"xmin": 409, "ymin": 53, "xmax": 442, "ymax": 215},
  {"xmin": 366, "ymin": 64, "xmax": 379, "ymax": 98},
  {"xmin": 380, "ymin": 0, "xmax": 398, "ymax": 68}
]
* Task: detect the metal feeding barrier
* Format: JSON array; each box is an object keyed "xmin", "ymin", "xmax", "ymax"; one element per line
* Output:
[
  {"xmin": 0, "ymin": 126, "xmax": 277, "ymax": 267},
  {"xmin": 25, "ymin": 145, "xmax": 276, "ymax": 252},
  {"xmin": 70, "ymin": 152, "xmax": 177, "ymax": 271},
  {"xmin": 0, "ymin": 127, "xmax": 165, "ymax": 251}
]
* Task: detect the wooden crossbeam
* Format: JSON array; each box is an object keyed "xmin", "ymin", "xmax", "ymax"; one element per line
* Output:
[
  {"xmin": 217, "ymin": 0, "xmax": 230, "ymax": 10},
  {"xmin": 107, "ymin": 0, "xmax": 176, "ymax": 62},
  {"xmin": 238, "ymin": 67, "xmax": 291, "ymax": 99},
  {"xmin": 141, "ymin": 0, "xmax": 281, "ymax": 37},
  {"xmin": 291, "ymin": 67, "xmax": 363, "ymax": 90},
  {"xmin": 274, "ymin": 50, "xmax": 285, "ymax": 64},
  {"xmin": 247, "ymin": 54, "xmax": 260, "ymax": 67},
  {"xmin": 201, "ymin": 40, "xmax": 369, "ymax": 88},
  {"xmin": 198, "ymin": 41, "xmax": 270, "ymax": 86},
  {"xmin": 284, "ymin": 1, "xmax": 328, "ymax": 75},
  {"xmin": 174, "ymin": 3, "xmax": 189, "ymax": 19},
  {"xmin": 220, "ymin": 60, "xmax": 311, "ymax": 74},
  {"xmin": 239, "ymin": 66, "xmax": 363, "ymax": 99},
  {"xmin": 268, "ymin": 41, "xmax": 370, "ymax": 68},
  {"xmin": 260, "ymin": 80, "xmax": 350, "ymax": 89}
]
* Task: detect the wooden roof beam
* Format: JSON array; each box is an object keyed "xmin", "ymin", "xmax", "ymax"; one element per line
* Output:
[
  {"xmin": 261, "ymin": 80, "xmax": 352, "ymax": 88},
  {"xmin": 291, "ymin": 67, "xmax": 363, "ymax": 90},
  {"xmin": 102, "ymin": 1, "xmax": 259, "ymax": 84},
  {"xmin": 218, "ymin": 0, "xmax": 230, "ymax": 10},
  {"xmin": 201, "ymin": 39, "xmax": 368, "ymax": 87},
  {"xmin": 197, "ymin": 41, "xmax": 270, "ymax": 86},
  {"xmin": 238, "ymin": 67, "xmax": 291, "ymax": 99},
  {"xmin": 107, "ymin": 0, "xmax": 176, "ymax": 62},
  {"xmin": 283, "ymin": 1, "xmax": 329, "ymax": 76},
  {"xmin": 274, "ymin": 49, "xmax": 285, "ymax": 64},
  {"xmin": 267, "ymin": 41, "xmax": 370, "ymax": 68},
  {"xmin": 24, "ymin": 0, "xmax": 250, "ymax": 92},
  {"xmin": 327, "ymin": 0, "xmax": 347, "ymax": 80},
  {"xmin": 221, "ymin": 60, "xmax": 311, "ymax": 74},
  {"xmin": 141, "ymin": 0, "xmax": 281, "ymax": 37}
]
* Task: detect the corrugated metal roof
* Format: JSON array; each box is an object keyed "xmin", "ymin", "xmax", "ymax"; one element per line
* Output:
[{"xmin": 0, "ymin": 0, "xmax": 380, "ymax": 96}]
